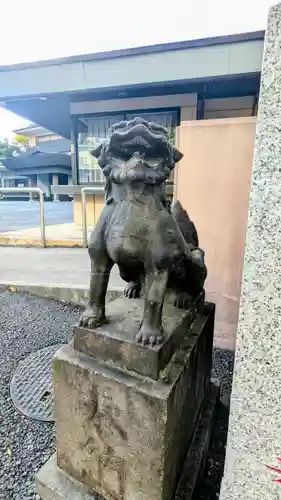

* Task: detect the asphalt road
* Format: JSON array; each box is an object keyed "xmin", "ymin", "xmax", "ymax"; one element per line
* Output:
[{"xmin": 0, "ymin": 201, "xmax": 73, "ymax": 232}]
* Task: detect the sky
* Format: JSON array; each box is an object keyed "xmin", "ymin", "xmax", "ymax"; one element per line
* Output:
[{"xmin": 0, "ymin": 0, "xmax": 277, "ymax": 140}]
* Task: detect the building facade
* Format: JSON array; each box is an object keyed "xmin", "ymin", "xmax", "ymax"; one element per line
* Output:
[
  {"xmin": 0, "ymin": 30, "xmax": 264, "ymax": 210},
  {"xmin": 0, "ymin": 124, "xmax": 71, "ymax": 200}
]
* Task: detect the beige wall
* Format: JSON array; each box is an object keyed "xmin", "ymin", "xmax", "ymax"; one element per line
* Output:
[{"xmin": 174, "ymin": 117, "xmax": 256, "ymax": 349}]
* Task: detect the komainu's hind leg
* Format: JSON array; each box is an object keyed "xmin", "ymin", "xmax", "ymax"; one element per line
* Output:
[
  {"xmin": 124, "ymin": 281, "xmax": 142, "ymax": 298},
  {"xmin": 119, "ymin": 266, "xmax": 143, "ymax": 299}
]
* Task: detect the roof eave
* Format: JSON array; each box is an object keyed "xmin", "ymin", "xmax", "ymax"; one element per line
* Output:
[{"xmin": 0, "ymin": 30, "xmax": 265, "ymax": 73}]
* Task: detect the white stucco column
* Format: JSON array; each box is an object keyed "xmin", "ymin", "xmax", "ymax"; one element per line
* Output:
[
  {"xmin": 52, "ymin": 174, "xmax": 59, "ymax": 202},
  {"xmin": 28, "ymin": 177, "xmax": 33, "ymax": 201}
]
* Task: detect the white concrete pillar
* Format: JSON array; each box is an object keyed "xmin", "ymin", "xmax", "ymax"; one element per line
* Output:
[
  {"xmin": 52, "ymin": 174, "xmax": 59, "ymax": 202},
  {"xmin": 28, "ymin": 177, "xmax": 33, "ymax": 201}
]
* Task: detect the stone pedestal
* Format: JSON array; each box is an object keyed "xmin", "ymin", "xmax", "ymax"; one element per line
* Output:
[{"xmin": 36, "ymin": 298, "xmax": 218, "ymax": 500}]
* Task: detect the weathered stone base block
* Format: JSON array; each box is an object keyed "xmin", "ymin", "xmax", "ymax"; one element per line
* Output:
[
  {"xmin": 36, "ymin": 301, "xmax": 216, "ymax": 500},
  {"xmin": 36, "ymin": 382, "xmax": 219, "ymax": 500},
  {"xmin": 42, "ymin": 303, "xmax": 215, "ymax": 500}
]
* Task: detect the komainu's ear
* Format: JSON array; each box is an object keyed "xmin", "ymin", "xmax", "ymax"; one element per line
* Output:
[
  {"xmin": 90, "ymin": 143, "xmax": 103, "ymax": 158},
  {"xmin": 173, "ymin": 147, "xmax": 184, "ymax": 163}
]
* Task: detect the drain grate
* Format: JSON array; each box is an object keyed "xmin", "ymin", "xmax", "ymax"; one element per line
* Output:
[{"xmin": 10, "ymin": 344, "xmax": 65, "ymax": 422}]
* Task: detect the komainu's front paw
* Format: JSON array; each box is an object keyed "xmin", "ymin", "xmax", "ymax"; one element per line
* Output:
[
  {"xmin": 124, "ymin": 281, "xmax": 141, "ymax": 299},
  {"xmin": 79, "ymin": 306, "xmax": 107, "ymax": 328},
  {"xmin": 136, "ymin": 324, "xmax": 163, "ymax": 346}
]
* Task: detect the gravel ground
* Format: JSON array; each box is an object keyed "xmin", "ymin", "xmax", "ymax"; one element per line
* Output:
[
  {"xmin": 0, "ymin": 288, "xmax": 234, "ymax": 500},
  {"xmin": 0, "ymin": 287, "xmax": 80, "ymax": 500}
]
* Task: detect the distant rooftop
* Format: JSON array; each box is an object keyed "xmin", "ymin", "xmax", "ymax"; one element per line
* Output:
[
  {"xmin": 13, "ymin": 123, "xmax": 36, "ymax": 132},
  {"xmin": 13, "ymin": 124, "xmax": 46, "ymax": 135}
]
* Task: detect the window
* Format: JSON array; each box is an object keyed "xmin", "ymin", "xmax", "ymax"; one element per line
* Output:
[
  {"xmin": 37, "ymin": 134, "xmax": 63, "ymax": 143},
  {"xmin": 76, "ymin": 110, "xmax": 178, "ymax": 184},
  {"xmin": 79, "ymin": 169, "xmax": 90, "ymax": 184}
]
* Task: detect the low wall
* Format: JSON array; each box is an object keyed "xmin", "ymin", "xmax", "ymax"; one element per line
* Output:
[
  {"xmin": 73, "ymin": 193, "xmax": 104, "ymax": 227},
  {"xmin": 174, "ymin": 117, "xmax": 256, "ymax": 349}
]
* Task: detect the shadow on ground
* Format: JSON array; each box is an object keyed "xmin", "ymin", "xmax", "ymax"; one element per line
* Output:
[{"xmin": 196, "ymin": 348, "xmax": 235, "ymax": 500}]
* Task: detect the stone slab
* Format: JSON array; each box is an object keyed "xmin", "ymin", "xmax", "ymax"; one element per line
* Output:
[
  {"xmin": 36, "ymin": 382, "xmax": 219, "ymax": 500},
  {"xmin": 74, "ymin": 294, "xmax": 204, "ymax": 379},
  {"xmin": 52, "ymin": 303, "xmax": 214, "ymax": 500},
  {"xmin": 220, "ymin": 4, "xmax": 281, "ymax": 499}
]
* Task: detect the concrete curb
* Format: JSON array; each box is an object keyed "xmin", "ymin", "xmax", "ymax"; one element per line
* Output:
[
  {"xmin": 0, "ymin": 281, "xmax": 123, "ymax": 306},
  {"xmin": 0, "ymin": 236, "xmax": 83, "ymax": 248}
]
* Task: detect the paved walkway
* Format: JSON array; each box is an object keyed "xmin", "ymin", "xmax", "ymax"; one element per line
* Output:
[{"xmin": 0, "ymin": 247, "xmax": 124, "ymax": 288}]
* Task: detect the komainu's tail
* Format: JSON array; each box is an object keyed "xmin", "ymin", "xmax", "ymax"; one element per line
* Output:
[{"xmin": 171, "ymin": 200, "xmax": 199, "ymax": 248}]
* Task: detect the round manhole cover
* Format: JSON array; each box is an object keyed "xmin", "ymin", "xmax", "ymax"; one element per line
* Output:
[{"xmin": 10, "ymin": 344, "xmax": 65, "ymax": 422}]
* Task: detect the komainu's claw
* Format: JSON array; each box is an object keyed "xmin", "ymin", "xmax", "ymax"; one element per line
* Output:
[
  {"xmin": 136, "ymin": 325, "xmax": 163, "ymax": 346},
  {"xmin": 79, "ymin": 306, "xmax": 107, "ymax": 328}
]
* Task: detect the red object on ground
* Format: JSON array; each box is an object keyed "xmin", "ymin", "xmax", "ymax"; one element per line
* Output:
[{"xmin": 266, "ymin": 458, "xmax": 281, "ymax": 483}]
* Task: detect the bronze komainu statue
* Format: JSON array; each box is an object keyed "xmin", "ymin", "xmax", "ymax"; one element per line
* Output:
[{"xmin": 80, "ymin": 117, "xmax": 207, "ymax": 345}]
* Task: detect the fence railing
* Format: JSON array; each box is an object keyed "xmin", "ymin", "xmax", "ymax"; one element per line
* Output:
[{"xmin": 0, "ymin": 187, "xmax": 46, "ymax": 247}]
